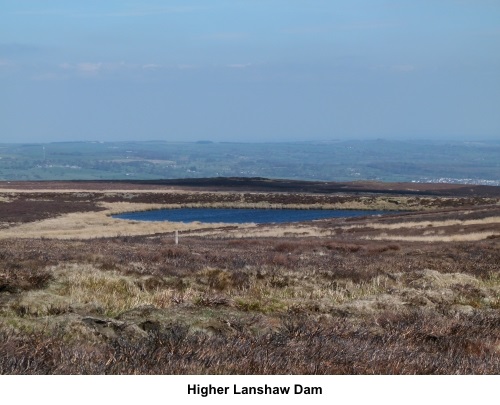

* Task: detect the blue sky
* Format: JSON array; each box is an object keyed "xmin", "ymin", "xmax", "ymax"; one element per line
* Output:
[{"xmin": 1, "ymin": 0, "xmax": 499, "ymax": 142}]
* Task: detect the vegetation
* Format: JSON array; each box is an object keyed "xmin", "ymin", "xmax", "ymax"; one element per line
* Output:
[{"xmin": 0, "ymin": 183, "xmax": 499, "ymax": 374}]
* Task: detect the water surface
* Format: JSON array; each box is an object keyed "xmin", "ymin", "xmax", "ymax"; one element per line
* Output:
[{"xmin": 113, "ymin": 208, "xmax": 389, "ymax": 224}]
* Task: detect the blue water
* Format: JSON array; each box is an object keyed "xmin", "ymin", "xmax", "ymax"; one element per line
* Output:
[{"xmin": 113, "ymin": 208, "xmax": 389, "ymax": 224}]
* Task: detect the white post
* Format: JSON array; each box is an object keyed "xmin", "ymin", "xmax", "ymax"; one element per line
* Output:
[{"xmin": 175, "ymin": 230, "xmax": 179, "ymax": 245}]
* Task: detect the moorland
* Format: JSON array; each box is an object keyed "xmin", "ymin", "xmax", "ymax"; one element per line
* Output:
[{"xmin": 0, "ymin": 178, "xmax": 499, "ymax": 374}]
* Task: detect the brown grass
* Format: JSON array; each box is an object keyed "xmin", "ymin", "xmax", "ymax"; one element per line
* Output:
[
  {"xmin": 0, "ymin": 188, "xmax": 499, "ymax": 374},
  {"xmin": 1, "ymin": 311, "xmax": 499, "ymax": 374},
  {"xmin": 364, "ymin": 231, "xmax": 499, "ymax": 242}
]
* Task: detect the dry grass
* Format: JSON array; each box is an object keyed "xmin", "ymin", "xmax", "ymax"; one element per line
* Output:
[
  {"xmin": 1, "ymin": 311, "xmax": 499, "ymax": 374},
  {"xmin": 343, "ymin": 216, "xmax": 500, "ymax": 231},
  {"xmin": 0, "ymin": 202, "xmax": 244, "ymax": 240},
  {"xmin": 194, "ymin": 224, "xmax": 330, "ymax": 239},
  {"xmin": 52, "ymin": 264, "xmax": 181, "ymax": 316},
  {"xmin": 364, "ymin": 231, "xmax": 499, "ymax": 242}
]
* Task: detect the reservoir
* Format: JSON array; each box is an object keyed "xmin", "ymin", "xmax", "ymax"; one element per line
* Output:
[{"xmin": 113, "ymin": 208, "xmax": 389, "ymax": 224}]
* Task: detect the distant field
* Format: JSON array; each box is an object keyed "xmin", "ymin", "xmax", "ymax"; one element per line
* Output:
[{"xmin": 1, "ymin": 139, "xmax": 499, "ymax": 184}]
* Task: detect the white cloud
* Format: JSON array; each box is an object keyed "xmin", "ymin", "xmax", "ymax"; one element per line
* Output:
[
  {"xmin": 59, "ymin": 61, "xmax": 133, "ymax": 76},
  {"xmin": 77, "ymin": 62, "xmax": 103, "ymax": 74},
  {"xmin": 59, "ymin": 62, "xmax": 102, "ymax": 73},
  {"xmin": 142, "ymin": 63, "xmax": 162, "ymax": 70},
  {"xmin": 54, "ymin": 60, "xmax": 240, "ymax": 78}
]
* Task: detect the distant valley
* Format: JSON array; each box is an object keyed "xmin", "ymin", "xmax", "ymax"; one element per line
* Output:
[{"xmin": 1, "ymin": 139, "xmax": 498, "ymax": 184}]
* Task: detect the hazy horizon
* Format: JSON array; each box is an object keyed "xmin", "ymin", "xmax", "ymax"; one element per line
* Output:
[
  {"xmin": 1, "ymin": 137, "xmax": 500, "ymax": 145},
  {"xmin": 2, "ymin": 1, "xmax": 499, "ymax": 143}
]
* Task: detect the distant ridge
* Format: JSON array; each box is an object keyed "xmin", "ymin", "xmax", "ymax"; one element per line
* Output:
[{"xmin": 1, "ymin": 177, "xmax": 499, "ymax": 197}]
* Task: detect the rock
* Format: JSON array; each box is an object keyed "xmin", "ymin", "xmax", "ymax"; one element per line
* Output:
[
  {"xmin": 82, "ymin": 316, "xmax": 146, "ymax": 341},
  {"xmin": 450, "ymin": 305, "xmax": 475, "ymax": 316}
]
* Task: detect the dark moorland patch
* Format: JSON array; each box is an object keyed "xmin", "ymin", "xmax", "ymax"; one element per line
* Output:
[
  {"xmin": 0, "ymin": 194, "xmax": 103, "ymax": 225},
  {"xmin": 2, "ymin": 178, "xmax": 500, "ymax": 197}
]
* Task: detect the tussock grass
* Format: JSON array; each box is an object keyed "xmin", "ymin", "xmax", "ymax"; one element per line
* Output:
[
  {"xmin": 8, "ymin": 291, "xmax": 71, "ymax": 317},
  {"xmin": 52, "ymin": 264, "xmax": 181, "ymax": 316}
]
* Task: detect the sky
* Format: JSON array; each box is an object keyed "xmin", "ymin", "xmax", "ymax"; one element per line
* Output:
[{"xmin": 1, "ymin": 0, "xmax": 499, "ymax": 143}]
